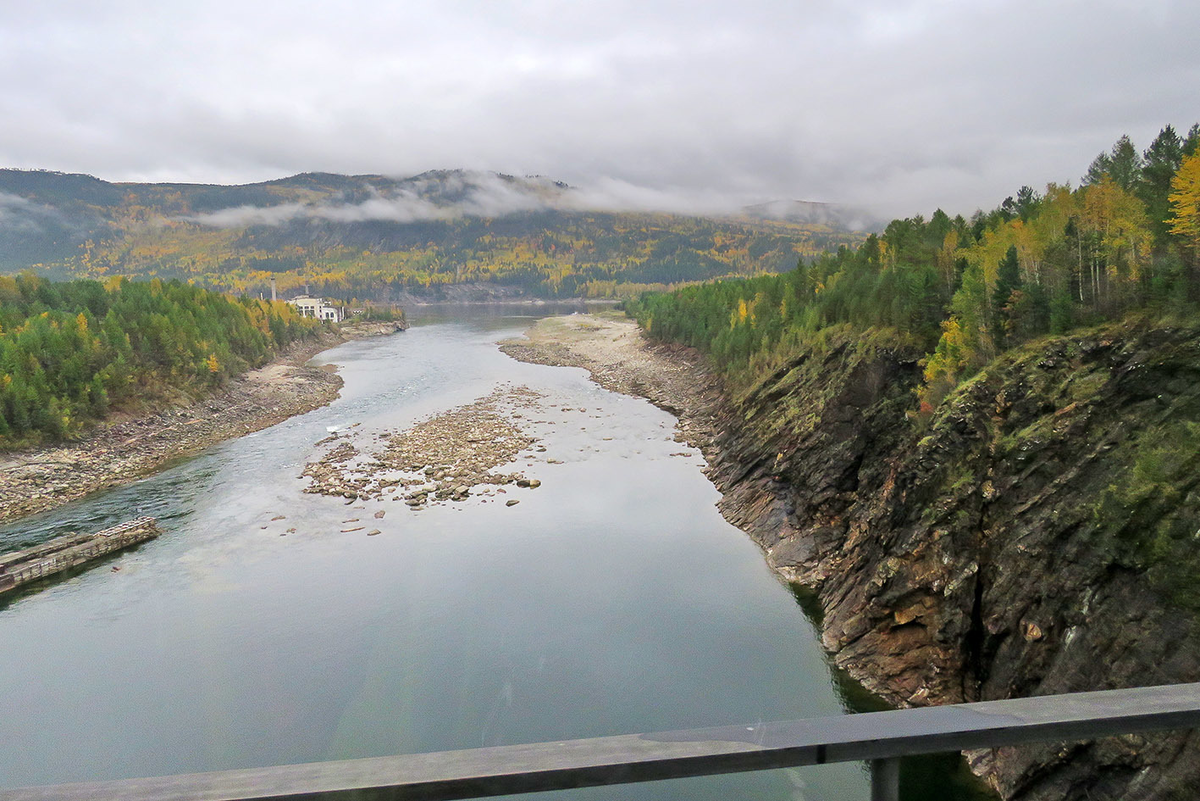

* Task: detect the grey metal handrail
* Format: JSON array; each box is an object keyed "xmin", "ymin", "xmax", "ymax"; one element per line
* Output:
[{"xmin": 3, "ymin": 683, "xmax": 1199, "ymax": 801}]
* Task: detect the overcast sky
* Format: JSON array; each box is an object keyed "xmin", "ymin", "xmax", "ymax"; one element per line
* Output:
[{"xmin": 1, "ymin": 0, "xmax": 1196, "ymax": 218}]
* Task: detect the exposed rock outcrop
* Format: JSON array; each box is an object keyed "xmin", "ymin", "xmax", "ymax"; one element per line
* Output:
[{"xmin": 713, "ymin": 322, "xmax": 1200, "ymax": 800}]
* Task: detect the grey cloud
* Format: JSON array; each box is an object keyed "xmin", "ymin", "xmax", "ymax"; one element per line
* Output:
[
  {"xmin": 186, "ymin": 193, "xmax": 454, "ymax": 229},
  {"xmin": 185, "ymin": 172, "xmax": 754, "ymax": 228},
  {"xmin": 185, "ymin": 174, "xmax": 554, "ymax": 229},
  {"xmin": 185, "ymin": 203, "xmax": 310, "ymax": 228},
  {"xmin": 1, "ymin": 0, "xmax": 1197, "ymax": 221},
  {"xmin": 0, "ymin": 192, "xmax": 72, "ymax": 232}
]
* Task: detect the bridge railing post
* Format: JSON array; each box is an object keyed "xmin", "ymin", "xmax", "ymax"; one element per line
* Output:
[{"xmin": 870, "ymin": 757, "xmax": 900, "ymax": 801}]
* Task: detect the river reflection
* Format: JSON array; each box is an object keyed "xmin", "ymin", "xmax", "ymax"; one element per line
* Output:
[{"xmin": 1, "ymin": 307, "xmax": 870, "ymax": 799}]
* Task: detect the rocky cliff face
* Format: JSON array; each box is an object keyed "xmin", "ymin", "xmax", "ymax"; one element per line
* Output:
[{"xmin": 704, "ymin": 321, "xmax": 1200, "ymax": 800}]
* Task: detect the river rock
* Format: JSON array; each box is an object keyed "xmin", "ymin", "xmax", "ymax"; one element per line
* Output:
[{"xmin": 299, "ymin": 385, "xmax": 545, "ymax": 513}]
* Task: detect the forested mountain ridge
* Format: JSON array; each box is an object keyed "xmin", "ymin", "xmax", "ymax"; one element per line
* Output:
[{"xmin": 0, "ymin": 169, "xmax": 867, "ymax": 299}]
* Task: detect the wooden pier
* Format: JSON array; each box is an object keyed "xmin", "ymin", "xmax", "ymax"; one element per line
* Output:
[{"xmin": 0, "ymin": 517, "xmax": 161, "ymax": 596}]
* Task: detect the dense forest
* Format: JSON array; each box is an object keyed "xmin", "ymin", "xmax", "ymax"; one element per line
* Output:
[
  {"xmin": 0, "ymin": 169, "xmax": 867, "ymax": 300},
  {"xmin": 0, "ymin": 274, "xmax": 323, "ymax": 446},
  {"xmin": 630, "ymin": 124, "xmax": 1200, "ymax": 410}
]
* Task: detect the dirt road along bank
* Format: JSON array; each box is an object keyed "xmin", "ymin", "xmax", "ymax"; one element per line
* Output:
[{"xmin": 0, "ymin": 321, "xmax": 404, "ymax": 527}]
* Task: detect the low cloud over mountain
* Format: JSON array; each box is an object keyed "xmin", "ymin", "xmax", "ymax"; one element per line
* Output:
[{"xmin": 185, "ymin": 170, "xmax": 876, "ymax": 231}]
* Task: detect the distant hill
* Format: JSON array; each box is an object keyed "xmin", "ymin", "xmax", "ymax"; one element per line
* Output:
[
  {"xmin": 739, "ymin": 199, "xmax": 882, "ymax": 231},
  {"xmin": 0, "ymin": 168, "xmax": 868, "ymax": 300}
]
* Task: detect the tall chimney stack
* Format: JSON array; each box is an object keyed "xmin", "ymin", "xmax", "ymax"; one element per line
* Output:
[{"xmin": 270, "ymin": 278, "xmax": 277, "ymax": 302}]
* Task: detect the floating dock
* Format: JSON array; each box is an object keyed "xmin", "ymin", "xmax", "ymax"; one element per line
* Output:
[{"xmin": 0, "ymin": 517, "xmax": 161, "ymax": 596}]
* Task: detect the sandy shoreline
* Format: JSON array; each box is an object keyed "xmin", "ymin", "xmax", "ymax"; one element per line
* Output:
[
  {"xmin": 498, "ymin": 311, "xmax": 728, "ymax": 471},
  {"xmin": 0, "ymin": 321, "xmax": 403, "ymax": 527}
]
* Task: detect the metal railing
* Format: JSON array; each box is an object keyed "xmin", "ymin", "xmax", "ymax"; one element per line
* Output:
[{"xmin": 2, "ymin": 683, "xmax": 1199, "ymax": 801}]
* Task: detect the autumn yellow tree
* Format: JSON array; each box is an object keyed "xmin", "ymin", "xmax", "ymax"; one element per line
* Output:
[
  {"xmin": 1077, "ymin": 177, "xmax": 1151, "ymax": 309},
  {"xmin": 1170, "ymin": 152, "xmax": 1200, "ymax": 251}
]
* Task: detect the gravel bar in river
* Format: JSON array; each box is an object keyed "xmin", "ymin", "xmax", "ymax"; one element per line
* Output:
[{"xmin": 301, "ymin": 384, "xmax": 546, "ymax": 509}]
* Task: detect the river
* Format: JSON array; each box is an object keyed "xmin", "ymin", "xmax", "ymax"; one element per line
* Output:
[{"xmin": 0, "ymin": 308, "xmax": 961, "ymax": 800}]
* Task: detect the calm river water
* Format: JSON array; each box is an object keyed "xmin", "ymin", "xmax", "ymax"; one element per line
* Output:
[{"xmin": 0, "ymin": 308, "xmax": 966, "ymax": 800}]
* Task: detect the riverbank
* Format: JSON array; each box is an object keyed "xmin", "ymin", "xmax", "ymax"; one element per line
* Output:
[
  {"xmin": 0, "ymin": 320, "xmax": 404, "ymax": 526},
  {"xmin": 500, "ymin": 314, "xmax": 777, "ymax": 522},
  {"xmin": 498, "ymin": 312, "xmax": 726, "ymax": 447},
  {"xmin": 498, "ymin": 313, "xmax": 750, "ymax": 517},
  {"xmin": 506, "ymin": 312, "xmax": 1200, "ymax": 801}
]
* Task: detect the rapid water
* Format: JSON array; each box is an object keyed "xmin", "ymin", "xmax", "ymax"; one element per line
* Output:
[{"xmin": 0, "ymin": 308, "xmax": 870, "ymax": 800}]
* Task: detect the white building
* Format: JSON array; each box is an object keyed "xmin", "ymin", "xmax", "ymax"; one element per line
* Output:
[{"xmin": 287, "ymin": 295, "xmax": 344, "ymax": 323}]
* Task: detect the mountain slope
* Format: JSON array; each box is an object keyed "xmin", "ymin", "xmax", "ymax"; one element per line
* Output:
[{"xmin": 0, "ymin": 169, "xmax": 867, "ymax": 298}]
